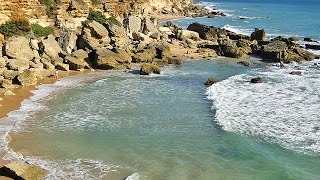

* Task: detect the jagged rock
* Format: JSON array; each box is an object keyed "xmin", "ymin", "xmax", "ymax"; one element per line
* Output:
[
  {"xmin": 8, "ymin": 58, "xmax": 30, "ymax": 71},
  {"xmin": 204, "ymin": 77, "xmax": 217, "ymax": 86},
  {"xmin": 106, "ymin": 24, "xmax": 130, "ymax": 48},
  {"xmin": 167, "ymin": 57, "xmax": 182, "ymax": 65},
  {"xmin": 261, "ymin": 40, "xmax": 287, "ymax": 61},
  {"xmin": 65, "ymin": 50, "xmax": 90, "ymax": 70},
  {"xmin": 0, "ymin": 79, "xmax": 14, "ymax": 89},
  {"xmin": 132, "ymin": 47, "xmax": 157, "ymax": 63},
  {"xmin": 236, "ymin": 39, "xmax": 253, "ymax": 54},
  {"xmin": 30, "ymin": 39, "xmax": 39, "ymax": 50},
  {"xmin": 58, "ymin": 32, "xmax": 78, "ymax": 54},
  {"xmin": 40, "ymin": 59, "xmax": 55, "ymax": 70},
  {"xmin": 78, "ymin": 24, "xmax": 111, "ymax": 50},
  {"xmin": 142, "ymin": 17, "xmax": 158, "ymax": 35},
  {"xmin": 159, "ymin": 27, "xmax": 173, "ymax": 35},
  {"xmin": 305, "ymin": 44, "xmax": 320, "ymax": 50},
  {"xmin": 197, "ymin": 48, "xmax": 218, "ymax": 58},
  {"xmin": 140, "ymin": 63, "xmax": 160, "ymax": 75},
  {"xmin": 227, "ymin": 32, "xmax": 250, "ymax": 40},
  {"xmin": 0, "ymin": 162, "xmax": 47, "ymax": 180},
  {"xmin": 132, "ymin": 31, "xmax": 148, "ymax": 41},
  {"xmin": 0, "ymin": 57, "xmax": 6, "ymax": 68},
  {"xmin": 88, "ymin": 21, "xmax": 109, "ymax": 38},
  {"xmin": 55, "ymin": 63, "xmax": 69, "ymax": 71},
  {"xmin": 30, "ymin": 62, "xmax": 44, "ymax": 70},
  {"xmin": 95, "ymin": 49, "xmax": 131, "ymax": 70},
  {"xmin": 124, "ymin": 16, "xmax": 142, "ymax": 34},
  {"xmin": 217, "ymin": 38, "xmax": 245, "ymax": 58},
  {"xmin": 17, "ymin": 69, "xmax": 38, "ymax": 86},
  {"xmin": 40, "ymin": 35, "xmax": 64, "ymax": 61},
  {"xmin": 251, "ymin": 28, "xmax": 266, "ymax": 41},
  {"xmin": 187, "ymin": 22, "xmax": 227, "ymax": 40},
  {"xmin": 3, "ymin": 69, "xmax": 19, "ymax": 80},
  {"xmin": 250, "ymin": 77, "xmax": 263, "ymax": 83},
  {"xmin": 176, "ymin": 30, "xmax": 200, "ymax": 41},
  {"xmin": 5, "ymin": 37, "xmax": 34, "ymax": 61}
]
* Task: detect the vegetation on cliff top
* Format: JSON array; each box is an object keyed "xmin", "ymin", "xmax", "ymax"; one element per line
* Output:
[
  {"xmin": 31, "ymin": 24, "xmax": 54, "ymax": 37},
  {"xmin": 0, "ymin": 20, "xmax": 30, "ymax": 37},
  {"xmin": 87, "ymin": 9, "xmax": 122, "ymax": 26}
]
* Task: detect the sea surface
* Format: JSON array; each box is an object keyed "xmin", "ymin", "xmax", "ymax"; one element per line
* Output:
[{"xmin": 1, "ymin": 0, "xmax": 320, "ymax": 179}]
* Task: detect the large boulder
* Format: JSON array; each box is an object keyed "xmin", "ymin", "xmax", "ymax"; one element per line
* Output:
[
  {"xmin": 140, "ymin": 63, "xmax": 160, "ymax": 75},
  {"xmin": 58, "ymin": 32, "xmax": 78, "ymax": 54},
  {"xmin": 94, "ymin": 49, "xmax": 131, "ymax": 70},
  {"xmin": 142, "ymin": 17, "xmax": 158, "ymax": 35},
  {"xmin": 106, "ymin": 23, "xmax": 130, "ymax": 48},
  {"xmin": 40, "ymin": 35, "xmax": 64, "ymax": 61},
  {"xmin": 176, "ymin": 30, "xmax": 200, "ymax": 41},
  {"xmin": 0, "ymin": 162, "xmax": 47, "ymax": 180},
  {"xmin": 132, "ymin": 47, "xmax": 157, "ymax": 63},
  {"xmin": 8, "ymin": 58, "xmax": 30, "ymax": 71},
  {"xmin": 87, "ymin": 21, "xmax": 109, "ymax": 38},
  {"xmin": 17, "ymin": 69, "xmax": 38, "ymax": 86},
  {"xmin": 187, "ymin": 22, "xmax": 227, "ymax": 40},
  {"xmin": 251, "ymin": 28, "xmax": 267, "ymax": 41},
  {"xmin": 0, "ymin": 57, "xmax": 6, "ymax": 68},
  {"xmin": 0, "ymin": 79, "xmax": 14, "ymax": 89},
  {"xmin": 261, "ymin": 40, "xmax": 287, "ymax": 61},
  {"xmin": 124, "ymin": 16, "xmax": 142, "ymax": 34},
  {"xmin": 65, "ymin": 50, "xmax": 91, "ymax": 70},
  {"xmin": 5, "ymin": 37, "xmax": 34, "ymax": 61}
]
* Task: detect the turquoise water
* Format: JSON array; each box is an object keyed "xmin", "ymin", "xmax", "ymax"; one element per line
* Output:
[
  {"xmin": 174, "ymin": 0, "xmax": 320, "ymax": 40},
  {"xmin": 3, "ymin": 58, "xmax": 320, "ymax": 179},
  {"xmin": 1, "ymin": 0, "xmax": 320, "ymax": 179}
]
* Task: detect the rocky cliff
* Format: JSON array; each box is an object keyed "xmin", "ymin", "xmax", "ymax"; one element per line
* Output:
[{"xmin": 0, "ymin": 0, "xmax": 195, "ymax": 30}]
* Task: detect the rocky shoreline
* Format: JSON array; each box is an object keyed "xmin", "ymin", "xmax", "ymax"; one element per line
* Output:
[{"xmin": 0, "ymin": 1, "xmax": 320, "ymax": 179}]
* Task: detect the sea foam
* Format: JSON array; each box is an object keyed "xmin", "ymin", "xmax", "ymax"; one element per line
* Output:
[{"xmin": 207, "ymin": 62, "xmax": 320, "ymax": 154}]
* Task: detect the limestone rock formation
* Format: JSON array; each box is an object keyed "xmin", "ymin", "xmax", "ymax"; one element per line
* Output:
[
  {"xmin": 140, "ymin": 63, "xmax": 161, "ymax": 75},
  {"xmin": 0, "ymin": 161, "xmax": 47, "ymax": 180}
]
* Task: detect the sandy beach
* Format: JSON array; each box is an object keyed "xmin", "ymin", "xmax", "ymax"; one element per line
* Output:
[{"xmin": 0, "ymin": 70, "xmax": 95, "ymax": 168}]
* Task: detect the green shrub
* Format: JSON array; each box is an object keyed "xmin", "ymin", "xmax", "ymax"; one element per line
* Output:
[
  {"xmin": 39, "ymin": 0, "xmax": 54, "ymax": 6},
  {"xmin": 107, "ymin": 16, "xmax": 122, "ymax": 27},
  {"xmin": 0, "ymin": 20, "xmax": 30, "ymax": 37},
  {"xmin": 31, "ymin": 24, "xmax": 53, "ymax": 37},
  {"xmin": 87, "ymin": 9, "xmax": 107, "ymax": 24},
  {"xmin": 91, "ymin": 0, "xmax": 101, "ymax": 6}
]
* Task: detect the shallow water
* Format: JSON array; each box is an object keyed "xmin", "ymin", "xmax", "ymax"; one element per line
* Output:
[
  {"xmin": 2, "ymin": 0, "xmax": 320, "ymax": 179},
  {"xmin": 2, "ymin": 59, "xmax": 320, "ymax": 179}
]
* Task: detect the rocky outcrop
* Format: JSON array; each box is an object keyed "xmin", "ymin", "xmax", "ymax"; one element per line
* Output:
[
  {"xmin": 0, "ymin": 161, "xmax": 47, "ymax": 180},
  {"xmin": 187, "ymin": 22, "xmax": 227, "ymax": 40},
  {"xmin": 140, "ymin": 63, "xmax": 160, "ymax": 75},
  {"xmin": 5, "ymin": 37, "xmax": 34, "ymax": 61},
  {"xmin": 204, "ymin": 77, "xmax": 217, "ymax": 86},
  {"xmin": 250, "ymin": 77, "xmax": 263, "ymax": 83},
  {"xmin": 17, "ymin": 69, "xmax": 38, "ymax": 86},
  {"xmin": 94, "ymin": 49, "xmax": 131, "ymax": 70},
  {"xmin": 251, "ymin": 28, "xmax": 266, "ymax": 41}
]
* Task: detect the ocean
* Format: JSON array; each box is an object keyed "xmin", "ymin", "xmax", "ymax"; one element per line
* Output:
[{"xmin": 1, "ymin": 0, "xmax": 320, "ymax": 179}]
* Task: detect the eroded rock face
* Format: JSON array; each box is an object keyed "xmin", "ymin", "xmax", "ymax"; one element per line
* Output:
[
  {"xmin": 94, "ymin": 49, "xmax": 131, "ymax": 70},
  {"xmin": 0, "ymin": 162, "xmax": 47, "ymax": 180},
  {"xmin": 65, "ymin": 50, "xmax": 91, "ymax": 70},
  {"xmin": 17, "ymin": 69, "xmax": 38, "ymax": 86},
  {"xmin": 88, "ymin": 21, "xmax": 109, "ymax": 38},
  {"xmin": 40, "ymin": 35, "xmax": 64, "ymax": 61},
  {"xmin": 124, "ymin": 16, "xmax": 142, "ymax": 35},
  {"xmin": 8, "ymin": 58, "xmax": 30, "ymax": 71},
  {"xmin": 5, "ymin": 37, "xmax": 34, "ymax": 61},
  {"xmin": 58, "ymin": 32, "xmax": 78, "ymax": 54}
]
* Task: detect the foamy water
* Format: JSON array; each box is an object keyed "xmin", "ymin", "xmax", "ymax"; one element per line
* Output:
[{"xmin": 207, "ymin": 61, "xmax": 320, "ymax": 154}]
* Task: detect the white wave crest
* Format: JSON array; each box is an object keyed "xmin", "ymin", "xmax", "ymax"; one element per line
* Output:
[{"xmin": 207, "ymin": 63, "xmax": 320, "ymax": 154}]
